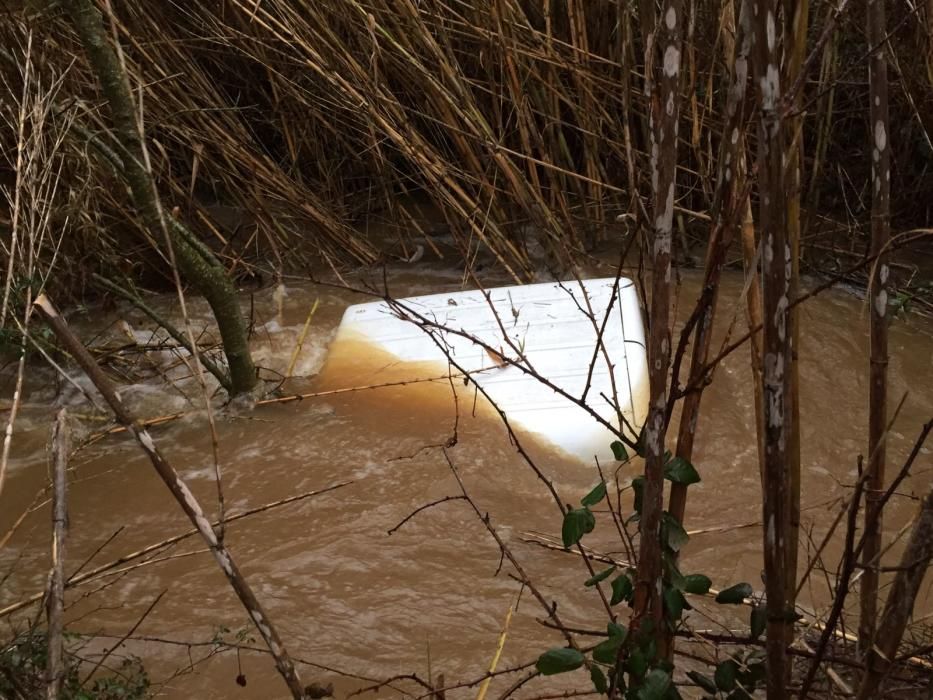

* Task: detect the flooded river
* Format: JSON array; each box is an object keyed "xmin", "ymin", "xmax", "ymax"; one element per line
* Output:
[{"xmin": 1, "ymin": 259, "xmax": 931, "ymax": 698}]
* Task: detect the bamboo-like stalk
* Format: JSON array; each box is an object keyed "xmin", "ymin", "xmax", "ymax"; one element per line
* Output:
[
  {"xmin": 781, "ymin": 0, "xmax": 809, "ymax": 662},
  {"xmin": 728, "ymin": 0, "xmax": 765, "ymax": 481},
  {"xmin": 669, "ymin": 0, "xmax": 753, "ymax": 530},
  {"xmin": 741, "ymin": 201, "xmax": 766, "ymax": 475},
  {"xmin": 33, "ymin": 294, "xmax": 306, "ymax": 700},
  {"xmin": 45, "ymin": 408, "xmax": 68, "ymax": 700},
  {"xmin": 804, "ymin": 18, "xmax": 838, "ymax": 236},
  {"xmin": 859, "ymin": 0, "xmax": 892, "ymax": 655},
  {"xmin": 633, "ymin": 0, "xmax": 685, "ymax": 636},
  {"xmin": 749, "ymin": 1, "xmax": 792, "ymax": 694}
]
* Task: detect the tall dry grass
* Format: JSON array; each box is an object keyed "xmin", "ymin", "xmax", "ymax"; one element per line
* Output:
[{"xmin": 1, "ymin": 1, "xmax": 930, "ymax": 297}]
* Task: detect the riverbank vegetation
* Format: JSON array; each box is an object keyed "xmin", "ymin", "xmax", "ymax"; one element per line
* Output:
[{"xmin": 2, "ymin": 0, "xmax": 933, "ymax": 698}]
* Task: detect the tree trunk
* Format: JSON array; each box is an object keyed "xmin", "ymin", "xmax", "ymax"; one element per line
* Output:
[
  {"xmin": 859, "ymin": 0, "xmax": 891, "ymax": 655},
  {"xmin": 633, "ymin": 0, "xmax": 685, "ymax": 637},
  {"xmin": 62, "ymin": 0, "xmax": 257, "ymax": 396}
]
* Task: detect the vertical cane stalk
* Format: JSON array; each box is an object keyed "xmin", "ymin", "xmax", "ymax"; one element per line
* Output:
[
  {"xmin": 749, "ymin": 1, "xmax": 792, "ymax": 694},
  {"xmin": 859, "ymin": 0, "xmax": 891, "ymax": 656}
]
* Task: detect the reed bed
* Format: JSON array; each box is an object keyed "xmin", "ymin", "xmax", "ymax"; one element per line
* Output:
[{"xmin": 1, "ymin": 0, "xmax": 929, "ymax": 303}]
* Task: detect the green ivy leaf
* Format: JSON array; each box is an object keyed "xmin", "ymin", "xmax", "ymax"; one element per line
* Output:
[
  {"xmin": 632, "ymin": 476, "xmax": 645, "ymax": 515},
  {"xmin": 661, "ymin": 513, "xmax": 689, "ymax": 552},
  {"xmin": 536, "ymin": 648, "xmax": 584, "ymax": 676},
  {"xmin": 663, "ymin": 457, "xmax": 701, "ymax": 485},
  {"xmin": 590, "ymin": 665, "xmax": 608, "ymax": 694},
  {"xmin": 585, "ymin": 566, "xmax": 616, "ymax": 587},
  {"xmin": 683, "ymin": 574, "xmax": 712, "ymax": 595},
  {"xmin": 610, "ymin": 573, "xmax": 633, "ymax": 606},
  {"xmin": 610, "ymin": 441, "xmax": 629, "ymax": 462},
  {"xmin": 686, "ymin": 670, "xmax": 718, "ymax": 694},
  {"xmin": 714, "ymin": 659, "xmax": 738, "ymax": 691},
  {"xmin": 638, "ymin": 668, "xmax": 672, "ymax": 699},
  {"xmin": 715, "ymin": 582, "xmax": 752, "ymax": 605},
  {"xmin": 625, "ymin": 647, "xmax": 648, "ymax": 680},
  {"xmin": 607, "ymin": 621, "xmax": 627, "ymax": 640},
  {"xmin": 582, "ymin": 482, "xmax": 607, "ymax": 507},
  {"xmin": 750, "ymin": 604, "xmax": 767, "ymax": 640},
  {"xmin": 562, "ymin": 508, "xmax": 596, "ymax": 548},
  {"xmin": 643, "ymin": 636, "xmax": 658, "ymax": 664},
  {"xmin": 663, "ymin": 586, "xmax": 687, "ymax": 623},
  {"xmin": 593, "ymin": 635, "xmax": 623, "ymax": 664},
  {"xmin": 662, "ymin": 553, "xmax": 686, "ymax": 591}
]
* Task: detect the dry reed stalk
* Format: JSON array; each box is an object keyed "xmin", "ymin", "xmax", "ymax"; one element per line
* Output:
[
  {"xmin": 804, "ymin": 12, "xmax": 838, "ymax": 235},
  {"xmin": 34, "ymin": 294, "xmax": 306, "ymax": 699},
  {"xmin": 740, "ymin": 203, "xmax": 765, "ymax": 472},
  {"xmin": 0, "ymin": 28, "xmax": 73, "ymax": 502},
  {"xmin": 859, "ymin": 0, "xmax": 892, "ymax": 655},
  {"xmin": 782, "ymin": 0, "xmax": 810, "ymax": 649},
  {"xmin": 45, "ymin": 408, "xmax": 68, "ymax": 700},
  {"xmin": 669, "ymin": 0, "xmax": 754, "ymax": 530},
  {"xmin": 3, "ymin": 0, "xmax": 930, "ymax": 296},
  {"xmin": 286, "ymin": 298, "xmax": 320, "ymax": 378},
  {"xmin": 474, "ymin": 594, "xmax": 516, "ymax": 700}
]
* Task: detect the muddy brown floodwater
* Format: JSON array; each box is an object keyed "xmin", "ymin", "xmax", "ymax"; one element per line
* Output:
[{"xmin": 1, "ymin": 259, "xmax": 931, "ymax": 699}]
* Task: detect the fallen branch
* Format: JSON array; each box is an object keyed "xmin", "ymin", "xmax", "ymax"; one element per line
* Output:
[
  {"xmin": 86, "ymin": 370, "xmax": 490, "ymax": 443},
  {"xmin": 33, "ymin": 292, "xmax": 306, "ymax": 699}
]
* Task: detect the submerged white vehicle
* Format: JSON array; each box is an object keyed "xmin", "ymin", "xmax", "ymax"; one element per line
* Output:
[{"xmin": 327, "ymin": 277, "xmax": 649, "ymax": 464}]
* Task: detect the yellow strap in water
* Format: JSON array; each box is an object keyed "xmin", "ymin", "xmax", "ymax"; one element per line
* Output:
[
  {"xmin": 475, "ymin": 596, "xmax": 516, "ymax": 700},
  {"xmin": 286, "ymin": 298, "xmax": 320, "ymax": 378}
]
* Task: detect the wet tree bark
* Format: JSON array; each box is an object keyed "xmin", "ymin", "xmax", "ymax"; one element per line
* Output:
[
  {"xmin": 62, "ymin": 0, "xmax": 257, "ymax": 396},
  {"xmin": 749, "ymin": 1, "xmax": 792, "ymax": 695},
  {"xmin": 859, "ymin": 0, "xmax": 891, "ymax": 655}
]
